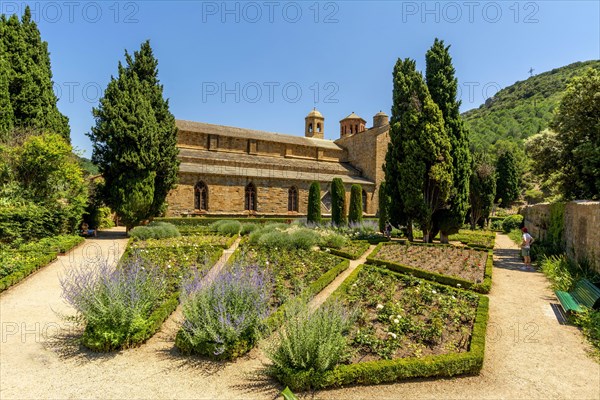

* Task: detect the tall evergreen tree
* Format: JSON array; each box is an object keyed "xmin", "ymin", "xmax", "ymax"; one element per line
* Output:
[
  {"xmin": 330, "ymin": 177, "xmax": 346, "ymax": 226},
  {"xmin": 1, "ymin": 7, "xmax": 69, "ymax": 140},
  {"xmin": 348, "ymin": 184, "xmax": 363, "ymax": 224},
  {"xmin": 426, "ymin": 39, "xmax": 471, "ymax": 243},
  {"xmin": 385, "ymin": 58, "xmax": 453, "ymax": 242},
  {"xmin": 469, "ymin": 155, "xmax": 496, "ymax": 229},
  {"xmin": 307, "ymin": 181, "xmax": 321, "ymax": 224},
  {"xmin": 378, "ymin": 182, "xmax": 390, "ymax": 232},
  {"xmin": 0, "ymin": 18, "xmax": 14, "ymax": 137},
  {"xmin": 495, "ymin": 150, "xmax": 520, "ymax": 207},
  {"xmin": 89, "ymin": 41, "xmax": 178, "ymax": 231}
]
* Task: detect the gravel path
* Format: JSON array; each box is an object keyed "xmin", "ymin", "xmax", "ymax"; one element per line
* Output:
[{"xmin": 1, "ymin": 231, "xmax": 598, "ymax": 399}]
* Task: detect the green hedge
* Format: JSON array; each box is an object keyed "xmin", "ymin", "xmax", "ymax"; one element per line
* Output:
[
  {"xmin": 326, "ymin": 240, "xmax": 371, "ymax": 260},
  {"xmin": 272, "ymin": 264, "xmax": 489, "ymax": 390},
  {"xmin": 0, "ymin": 235, "xmax": 84, "ymax": 292},
  {"xmin": 367, "ymin": 242, "xmax": 493, "ymax": 294}
]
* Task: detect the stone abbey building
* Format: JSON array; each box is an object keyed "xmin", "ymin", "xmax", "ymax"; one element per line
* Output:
[{"xmin": 166, "ymin": 109, "xmax": 391, "ymax": 217}]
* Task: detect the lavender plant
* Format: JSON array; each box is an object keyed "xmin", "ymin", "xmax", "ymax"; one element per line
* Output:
[
  {"xmin": 176, "ymin": 264, "xmax": 272, "ymax": 359},
  {"xmin": 60, "ymin": 257, "xmax": 168, "ymax": 351}
]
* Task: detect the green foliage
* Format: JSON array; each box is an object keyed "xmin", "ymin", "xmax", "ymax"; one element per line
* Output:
[
  {"xmin": 326, "ymin": 240, "xmax": 371, "ymax": 260},
  {"xmin": 83, "ymin": 178, "xmax": 114, "ymax": 229},
  {"xmin": 385, "ymin": 58, "xmax": 453, "ymax": 241},
  {"xmin": 426, "ymin": 39, "xmax": 471, "ymax": 238},
  {"xmin": 495, "ymin": 150, "xmax": 520, "ymax": 207},
  {"xmin": 501, "ymin": 214, "xmax": 523, "ymax": 233},
  {"xmin": 551, "ymin": 68, "xmax": 600, "ymax": 199},
  {"xmin": 548, "ymin": 202, "xmax": 565, "ymax": 249},
  {"xmin": 348, "ymin": 184, "xmax": 363, "ymax": 224},
  {"xmin": 208, "ymin": 220, "xmax": 242, "ymax": 236},
  {"xmin": 507, "ymin": 228, "xmax": 523, "ymax": 246},
  {"xmin": 469, "ymin": 155, "xmax": 496, "ymax": 229},
  {"xmin": 0, "ymin": 7, "xmax": 70, "ymax": 140},
  {"xmin": 281, "ymin": 387, "xmax": 298, "ymax": 400},
  {"xmin": 378, "ymin": 181, "xmax": 390, "ymax": 232},
  {"xmin": 525, "ymin": 129, "xmax": 562, "ymax": 198},
  {"xmin": 248, "ymin": 224, "xmax": 320, "ymax": 250},
  {"xmin": 463, "ymin": 60, "xmax": 600, "ymax": 152},
  {"xmin": 267, "ymin": 300, "xmax": 353, "ymax": 380},
  {"xmin": 331, "ymin": 178, "xmax": 346, "ymax": 226},
  {"xmin": 320, "ymin": 232, "xmax": 348, "ymax": 249},
  {"xmin": 0, "ymin": 235, "xmax": 83, "ymax": 291},
  {"xmin": 240, "ymin": 222, "xmax": 259, "ymax": 235},
  {"xmin": 129, "ymin": 222, "xmax": 180, "ymax": 240},
  {"xmin": 89, "ymin": 40, "xmax": 178, "ymax": 230},
  {"xmin": 307, "ymin": 182, "xmax": 321, "ymax": 224}
]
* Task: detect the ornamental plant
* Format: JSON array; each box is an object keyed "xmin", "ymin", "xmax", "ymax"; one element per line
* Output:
[
  {"xmin": 348, "ymin": 184, "xmax": 363, "ymax": 224},
  {"xmin": 177, "ymin": 265, "xmax": 272, "ymax": 359},
  {"xmin": 307, "ymin": 182, "xmax": 321, "ymax": 224},
  {"xmin": 60, "ymin": 257, "xmax": 168, "ymax": 351}
]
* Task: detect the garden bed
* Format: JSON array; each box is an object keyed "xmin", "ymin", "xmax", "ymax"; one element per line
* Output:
[
  {"xmin": 367, "ymin": 242, "xmax": 493, "ymax": 293},
  {"xmin": 0, "ymin": 235, "xmax": 84, "ymax": 292},
  {"xmin": 449, "ymin": 230, "xmax": 496, "ymax": 249},
  {"xmin": 129, "ymin": 234, "xmax": 237, "ymax": 250},
  {"xmin": 73, "ymin": 237, "xmax": 224, "ymax": 351},
  {"xmin": 273, "ymin": 264, "xmax": 489, "ymax": 390},
  {"xmin": 175, "ymin": 244, "xmax": 349, "ymax": 358}
]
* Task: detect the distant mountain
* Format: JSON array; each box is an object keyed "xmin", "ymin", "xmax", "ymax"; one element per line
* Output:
[{"xmin": 462, "ymin": 60, "xmax": 600, "ymax": 150}]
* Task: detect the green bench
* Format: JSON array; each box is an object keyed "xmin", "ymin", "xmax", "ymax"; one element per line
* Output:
[{"xmin": 555, "ymin": 279, "xmax": 600, "ymax": 313}]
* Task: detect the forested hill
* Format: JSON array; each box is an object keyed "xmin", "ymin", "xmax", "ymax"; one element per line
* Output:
[{"xmin": 462, "ymin": 60, "xmax": 600, "ymax": 150}]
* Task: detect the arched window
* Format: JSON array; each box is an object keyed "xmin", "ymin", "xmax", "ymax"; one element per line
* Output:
[
  {"xmin": 308, "ymin": 123, "xmax": 313, "ymax": 133},
  {"xmin": 317, "ymin": 123, "xmax": 322, "ymax": 133},
  {"xmin": 362, "ymin": 190, "xmax": 367, "ymax": 213},
  {"xmin": 194, "ymin": 181, "xmax": 208, "ymax": 211},
  {"xmin": 245, "ymin": 182, "xmax": 257, "ymax": 211},
  {"xmin": 288, "ymin": 186, "xmax": 298, "ymax": 212}
]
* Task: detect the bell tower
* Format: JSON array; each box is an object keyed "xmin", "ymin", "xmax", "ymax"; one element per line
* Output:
[{"xmin": 305, "ymin": 108, "xmax": 324, "ymax": 139}]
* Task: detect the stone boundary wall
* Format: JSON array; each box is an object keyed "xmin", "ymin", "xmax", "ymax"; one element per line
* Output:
[{"xmin": 521, "ymin": 201, "xmax": 600, "ymax": 273}]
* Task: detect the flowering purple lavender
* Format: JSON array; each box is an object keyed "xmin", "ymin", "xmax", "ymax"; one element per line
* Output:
[
  {"xmin": 178, "ymin": 263, "xmax": 272, "ymax": 359},
  {"xmin": 60, "ymin": 256, "xmax": 168, "ymax": 343}
]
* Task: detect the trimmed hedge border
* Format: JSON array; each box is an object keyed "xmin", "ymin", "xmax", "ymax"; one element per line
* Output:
[
  {"xmin": 366, "ymin": 242, "xmax": 493, "ymax": 294},
  {"xmin": 0, "ymin": 236, "xmax": 85, "ymax": 292},
  {"xmin": 155, "ymin": 217, "xmax": 380, "ymax": 227},
  {"xmin": 272, "ymin": 264, "xmax": 489, "ymax": 391},
  {"xmin": 175, "ymin": 255, "xmax": 351, "ymax": 357}
]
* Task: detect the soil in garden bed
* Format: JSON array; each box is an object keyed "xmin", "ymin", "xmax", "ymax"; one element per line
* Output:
[
  {"xmin": 374, "ymin": 243, "xmax": 488, "ymax": 284},
  {"xmin": 341, "ymin": 265, "xmax": 479, "ymax": 363}
]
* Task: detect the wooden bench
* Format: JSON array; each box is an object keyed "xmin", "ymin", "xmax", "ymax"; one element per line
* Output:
[{"xmin": 555, "ymin": 279, "xmax": 600, "ymax": 313}]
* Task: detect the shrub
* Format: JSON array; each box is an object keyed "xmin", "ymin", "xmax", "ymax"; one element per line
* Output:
[
  {"xmin": 501, "ymin": 214, "xmax": 523, "ymax": 233},
  {"xmin": 177, "ymin": 265, "xmax": 272, "ymax": 359},
  {"xmin": 217, "ymin": 220, "xmax": 242, "ymax": 236},
  {"xmin": 258, "ymin": 231, "xmax": 294, "ymax": 249},
  {"xmin": 348, "ymin": 184, "xmax": 363, "ymax": 224},
  {"xmin": 321, "ymin": 232, "xmax": 347, "ymax": 249},
  {"xmin": 240, "ymin": 223, "xmax": 259, "ymax": 236},
  {"xmin": 267, "ymin": 300, "xmax": 353, "ymax": 379},
  {"xmin": 60, "ymin": 257, "xmax": 169, "ymax": 351},
  {"xmin": 307, "ymin": 182, "xmax": 321, "ymax": 224},
  {"xmin": 378, "ymin": 181, "xmax": 390, "ymax": 232},
  {"xmin": 331, "ymin": 178, "xmax": 346, "ymax": 227},
  {"xmin": 289, "ymin": 228, "xmax": 320, "ymax": 249},
  {"xmin": 129, "ymin": 222, "xmax": 180, "ymax": 240}
]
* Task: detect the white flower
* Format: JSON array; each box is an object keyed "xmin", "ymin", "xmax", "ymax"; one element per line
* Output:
[
  {"xmin": 452, "ymin": 295, "xmax": 456, "ymax": 300},
  {"xmin": 167, "ymin": 264, "xmax": 172, "ymax": 269},
  {"xmin": 432, "ymin": 290, "xmax": 437, "ymax": 294},
  {"xmin": 457, "ymin": 283, "xmax": 461, "ymax": 287},
  {"xmin": 376, "ymin": 304, "xmax": 384, "ymax": 310},
  {"xmin": 393, "ymin": 319, "xmax": 399, "ymax": 324},
  {"xmin": 387, "ymin": 332, "xmax": 397, "ymax": 339},
  {"xmin": 352, "ymin": 283, "xmax": 357, "ymax": 287}
]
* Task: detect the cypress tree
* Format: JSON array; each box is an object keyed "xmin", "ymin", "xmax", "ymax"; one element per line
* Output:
[
  {"xmin": 89, "ymin": 45, "xmax": 164, "ymax": 231},
  {"xmin": 348, "ymin": 184, "xmax": 363, "ymax": 224},
  {"xmin": 426, "ymin": 39, "xmax": 471, "ymax": 242},
  {"xmin": 378, "ymin": 182, "xmax": 390, "ymax": 232},
  {"xmin": 469, "ymin": 155, "xmax": 496, "ymax": 229},
  {"xmin": 307, "ymin": 181, "xmax": 321, "ymax": 224},
  {"xmin": 495, "ymin": 150, "xmax": 519, "ymax": 207},
  {"xmin": 123, "ymin": 41, "xmax": 179, "ymax": 217},
  {"xmin": 387, "ymin": 58, "xmax": 453, "ymax": 242},
  {"xmin": 1, "ymin": 7, "xmax": 69, "ymax": 140},
  {"xmin": 330, "ymin": 177, "xmax": 346, "ymax": 226},
  {"xmin": 0, "ymin": 17, "xmax": 14, "ymax": 137}
]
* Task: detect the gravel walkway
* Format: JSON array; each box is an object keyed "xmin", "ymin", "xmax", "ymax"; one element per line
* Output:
[{"xmin": 1, "ymin": 231, "xmax": 598, "ymax": 399}]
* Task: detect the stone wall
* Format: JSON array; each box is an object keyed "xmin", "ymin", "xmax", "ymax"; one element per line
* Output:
[{"xmin": 521, "ymin": 201, "xmax": 600, "ymax": 272}]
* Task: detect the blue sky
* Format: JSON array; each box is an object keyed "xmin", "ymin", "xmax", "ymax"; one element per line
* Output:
[{"xmin": 2, "ymin": 1, "xmax": 598, "ymax": 156}]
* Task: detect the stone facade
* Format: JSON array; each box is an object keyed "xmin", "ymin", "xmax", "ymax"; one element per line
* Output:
[
  {"xmin": 166, "ymin": 110, "xmax": 390, "ymax": 218},
  {"xmin": 521, "ymin": 201, "xmax": 600, "ymax": 273}
]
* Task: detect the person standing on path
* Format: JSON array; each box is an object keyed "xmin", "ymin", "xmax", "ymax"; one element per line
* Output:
[{"xmin": 520, "ymin": 227, "xmax": 535, "ymax": 271}]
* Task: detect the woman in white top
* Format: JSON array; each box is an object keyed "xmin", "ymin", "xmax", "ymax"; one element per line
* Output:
[{"xmin": 520, "ymin": 227, "xmax": 534, "ymax": 271}]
